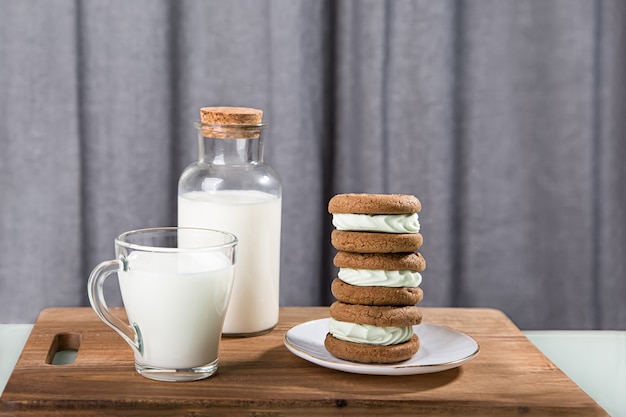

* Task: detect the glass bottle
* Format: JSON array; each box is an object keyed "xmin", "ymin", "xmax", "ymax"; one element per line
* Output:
[{"xmin": 178, "ymin": 107, "xmax": 282, "ymax": 336}]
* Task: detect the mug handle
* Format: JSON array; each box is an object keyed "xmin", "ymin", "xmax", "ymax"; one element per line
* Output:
[{"xmin": 87, "ymin": 259, "xmax": 142, "ymax": 356}]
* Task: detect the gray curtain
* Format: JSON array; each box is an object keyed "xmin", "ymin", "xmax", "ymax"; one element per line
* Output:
[{"xmin": 1, "ymin": 0, "xmax": 624, "ymax": 329}]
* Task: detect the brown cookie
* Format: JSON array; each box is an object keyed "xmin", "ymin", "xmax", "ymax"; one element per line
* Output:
[
  {"xmin": 331, "ymin": 279, "xmax": 424, "ymax": 306},
  {"xmin": 328, "ymin": 194, "xmax": 421, "ymax": 214},
  {"xmin": 334, "ymin": 251, "xmax": 426, "ymax": 272},
  {"xmin": 330, "ymin": 302, "xmax": 422, "ymax": 327},
  {"xmin": 331, "ymin": 230, "xmax": 423, "ymax": 253},
  {"xmin": 324, "ymin": 333, "xmax": 420, "ymax": 364}
]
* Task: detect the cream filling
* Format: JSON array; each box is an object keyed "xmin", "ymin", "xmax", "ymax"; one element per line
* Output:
[
  {"xmin": 329, "ymin": 319, "xmax": 414, "ymax": 346},
  {"xmin": 332, "ymin": 213, "xmax": 420, "ymax": 233},
  {"xmin": 338, "ymin": 268, "xmax": 422, "ymax": 288}
]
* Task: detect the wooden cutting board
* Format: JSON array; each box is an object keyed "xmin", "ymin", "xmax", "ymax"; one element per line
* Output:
[{"xmin": 0, "ymin": 307, "xmax": 607, "ymax": 416}]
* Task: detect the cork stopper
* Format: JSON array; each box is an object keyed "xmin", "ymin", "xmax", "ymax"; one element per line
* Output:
[{"xmin": 199, "ymin": 106, "xmax": 264, "ymax": 139}]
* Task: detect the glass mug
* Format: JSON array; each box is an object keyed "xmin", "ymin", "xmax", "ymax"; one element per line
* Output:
[{"xmin": 87, "ymin": 227, "xmax": 237, "ymax": 382}]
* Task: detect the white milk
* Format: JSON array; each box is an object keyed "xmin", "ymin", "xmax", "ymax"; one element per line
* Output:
[
  {"xmin": 178, "ymin": 189, "xmax": 281, "ymax": 335},
  {"xmin": 118, "ymin": 250, "xmax": 234, "ymax": 369}
]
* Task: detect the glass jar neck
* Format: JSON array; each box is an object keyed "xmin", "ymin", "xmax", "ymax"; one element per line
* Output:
[
  {"xmin": 194, "ymin": 122, "xmax": 267, "ymax": 166},
  {"xmin": 198, "ymin": 136, "xmax": 264, "ymax": 165}
]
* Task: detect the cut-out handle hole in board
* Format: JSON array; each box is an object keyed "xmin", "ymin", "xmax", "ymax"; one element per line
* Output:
[{"xmin": 45, "ymin": 332, "xmax": 81, "ymax": 365}]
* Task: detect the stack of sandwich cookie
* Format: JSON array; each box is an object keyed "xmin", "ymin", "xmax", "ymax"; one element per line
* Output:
[{"xmin": 326, "ymin": 193, "xmax": 425, "ymax": 364}]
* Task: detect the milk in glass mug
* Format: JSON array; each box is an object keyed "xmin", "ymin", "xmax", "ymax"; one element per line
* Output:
[{"xmin": 87, "ymin": 227, "xmax": 237, "ymax": 382}]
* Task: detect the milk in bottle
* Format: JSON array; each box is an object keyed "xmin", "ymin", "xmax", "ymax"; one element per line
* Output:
[{"xmin": 178, "ymin": 107, "xmax": 282, "ymax": 336}]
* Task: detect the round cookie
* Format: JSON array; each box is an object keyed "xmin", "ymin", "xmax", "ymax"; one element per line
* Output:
[
  {"xmin": 331, "ymin": 279, "xmax": 424, "ymax": 306},
  {"xmin": 330, "ymin": 302, "xmax": 422, "ymax": 327},
  {"xmin": 331, "ymin": 230, "xmax": 423, "ymax": 253},
  {"xmin": 328, "ymin": 194, "xmax": 421, "ymax": 214},
  {"xmin": 325, "ymin": 333, "xmax": 420, "ymax": 364},
  {"xmin": 334, "ymin": 251, "xmax": 426, "ymax": 272}
]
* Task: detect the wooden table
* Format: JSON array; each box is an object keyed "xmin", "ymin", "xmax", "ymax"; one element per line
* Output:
[{"xmin": 0, "ymin": 307, "xmax": 607, "ymax": 416}]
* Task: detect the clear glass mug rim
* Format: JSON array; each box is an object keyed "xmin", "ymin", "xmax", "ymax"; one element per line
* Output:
[{"xmin": 114, "ymin": 227, "xmax": 238, "ymax": 253}]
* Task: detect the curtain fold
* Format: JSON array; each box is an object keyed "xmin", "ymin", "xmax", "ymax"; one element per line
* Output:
[
  {"xmin": 77, "ymin": 0, "xmax": 177, "ymax": 307},
  {"xmin": 1, "ymin": 0, "xmax": 624, "ymax": 329},
  {"xmin": 0, "ymin": 0, "xmax": 84, "ymax": 316},
  {"xmin": 458, "ymin": 0, "xmax": 598, "ymax": 328},
  {"xmin": 596, "ymin": 0, "xmax": 626, "ymax": 328}
]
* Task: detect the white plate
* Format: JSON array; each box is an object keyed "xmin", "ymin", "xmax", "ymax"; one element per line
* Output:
[{"xmin": 284, "ymin": 318, "xmax": 480, "ymax": 376}]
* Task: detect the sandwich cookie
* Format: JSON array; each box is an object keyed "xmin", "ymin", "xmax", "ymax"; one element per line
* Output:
[{"xmin": 329, "ymin": 193, "xmax": 422, "ymax": 254}]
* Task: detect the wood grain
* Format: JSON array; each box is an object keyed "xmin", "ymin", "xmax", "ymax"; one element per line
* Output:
[{"xmin": 0, "ymin": 307, "xmax": 607, "ymax": 416}]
